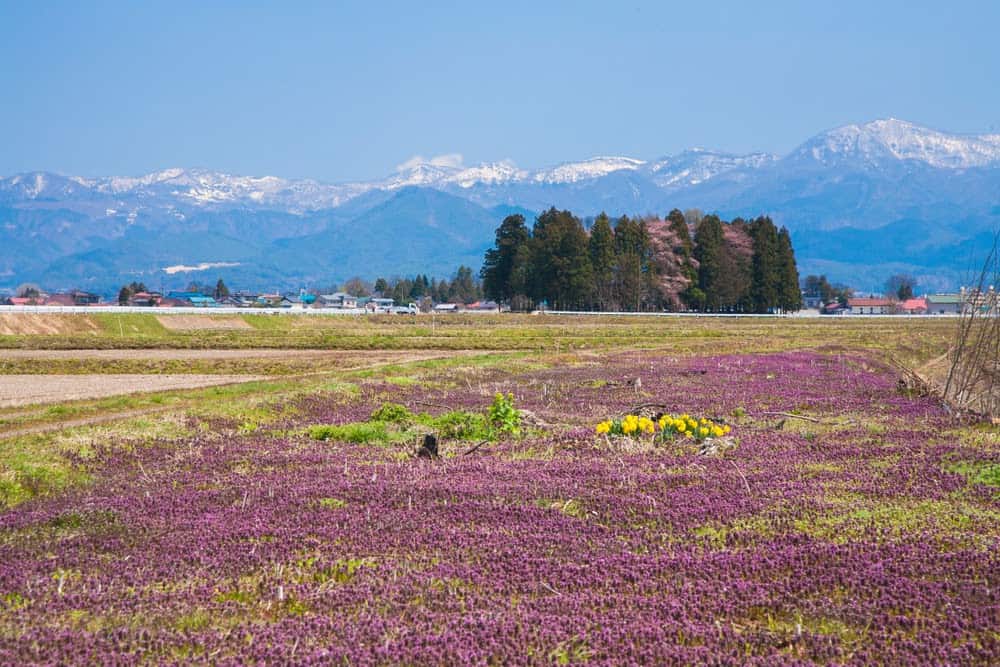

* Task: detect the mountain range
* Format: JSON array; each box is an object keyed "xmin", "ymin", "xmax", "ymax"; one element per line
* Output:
[{"xmin": 2, "ymin": 118, "xmax": 998, "ymax": 295}]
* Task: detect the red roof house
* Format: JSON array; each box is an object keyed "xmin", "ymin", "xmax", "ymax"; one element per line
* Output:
[{"xmin": 899, "ymin": 297, "xmax": 928, "ymax": 314}]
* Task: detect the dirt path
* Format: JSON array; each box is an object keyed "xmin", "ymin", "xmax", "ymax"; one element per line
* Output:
[
  {"xmin": 0, "ymin": 374, "xmax": 269, "ymax": 408},
  {"xmin": 0, "ymin": 405, "xmax": 182, "ymax": 440},
  {"xmin": 0, "ymin": 350, "xmax": 506, "ymax": 439},
  {"xmin": 0, "ymin": 349, "xmax": 498, "ymax": 362}
]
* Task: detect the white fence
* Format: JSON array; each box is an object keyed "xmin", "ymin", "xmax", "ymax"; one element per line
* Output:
[
  {"xmin": 0, "ymin": 305, "xmax": 964, "ymax": 318},
  {"xmin": 0, "ymin": 305, "xmax": 367, "ymax": 316}
]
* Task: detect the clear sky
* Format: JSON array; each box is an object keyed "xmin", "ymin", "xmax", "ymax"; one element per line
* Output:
[{"xmin": 2, "ymin": 0, "xmax": 998, "ymax": 181}]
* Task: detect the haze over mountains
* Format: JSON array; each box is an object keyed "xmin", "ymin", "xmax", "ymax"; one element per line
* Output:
[{"xmin": 2, "ymin": 118, "xmax": 998, "ymax": 295}]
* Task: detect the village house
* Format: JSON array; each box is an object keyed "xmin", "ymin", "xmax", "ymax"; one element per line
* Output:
[
  {"xmin": 962, "ymin": 287, "xmax": 998, "ymax": 315},
  {"xmin": 166, "ymin": 291, "xmax": 218, "ymax": 307},
  {"xmin": 925, "ymin": 293, "xmax": 963, "ymax": 315},
  {"xmin": 847, "ymin": 297, "xmax": 893, "ymax": 315},
  {"xmin": 128, "ymin": 291, "xmax": 162, "ymax": 307},
  {"xmin": 318, "ymin": 292, "xmax": 358, "ymax": 309},
  {"xmin": 254, "ymin": 294, "xmax": 294, "ymax": 308},
  {"xmin": 801, "ymin": 293, "xmax": 825, "ymax": 310},
  {"xmin": 897, "ymin": 297, "xmax": 928, "ymax": 315}
]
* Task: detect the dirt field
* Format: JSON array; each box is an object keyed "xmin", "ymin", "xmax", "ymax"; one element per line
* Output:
[
  {"xmin": 0, "ymin": 314, "xmax": 101, "ymax": 336},
  {"xmin": 0, "ymin": 374, "xmax": 264, "ymax": 408},
  {"xmin": 0, "ymin": 349, "xmax": 483, "ymax": 363},
  {"xmin": 155, "ymin": 315, "xmax": 253, "ymax": 330}
]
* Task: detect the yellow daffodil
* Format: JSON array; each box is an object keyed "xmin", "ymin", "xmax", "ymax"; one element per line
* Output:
[{"xmin": 638, "ymin": 417, "xmax": 655, "ymax": 434}]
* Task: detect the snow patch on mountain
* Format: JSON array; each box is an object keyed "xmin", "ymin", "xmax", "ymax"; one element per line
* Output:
[
  {"xmin": 794, "ymin": 118, "xmax": 1000, "ymax": 169},
  {"xmin": 532, "ymin": 157, "xmax": 646, "ymax": 184},
  {"xmin": 649, "ymin": 149, "xmax": 778, "ymax": 187}
]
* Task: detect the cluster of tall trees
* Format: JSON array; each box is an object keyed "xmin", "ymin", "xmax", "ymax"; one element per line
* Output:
[
  {"xmin": 366, "ymin": 266, "xmax": 482, "ymax": 305},
  {"xmin": 481, "ymin": 208, "xmax": 801, "ymax": 312}
]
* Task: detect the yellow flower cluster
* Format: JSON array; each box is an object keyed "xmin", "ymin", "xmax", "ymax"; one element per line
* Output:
[
  {"xmin": 595, "ymin": 412, "xmax": 730, "ymax": 441},
  {"xmin": 656, "ymin": 413, "xmax": 730, "ymax": 441},
  {"xmin": 594, "ymin": 414, "xmax": 656, "ymax": 438}
]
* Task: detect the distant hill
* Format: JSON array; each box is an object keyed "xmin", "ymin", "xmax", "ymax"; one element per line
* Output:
[{"xmin": 2, "ymin": 118, "xmax": 998, "ymax": 294}]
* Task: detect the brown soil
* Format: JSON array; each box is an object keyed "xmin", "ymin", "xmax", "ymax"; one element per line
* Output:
[
  {"xmin": 156, "ymin": 315, "xmax": 254, "ymax": 331},
  {"xmin": 0, "ymin": 349, "xmax": 485, "ymax": 363},
  {"xmin": 0, "ymin": 374, "xmax": 265, "ymax": 408},
  {"xmin": 0, "ymin": 314, "xmax": 101, "ymax": 336}
]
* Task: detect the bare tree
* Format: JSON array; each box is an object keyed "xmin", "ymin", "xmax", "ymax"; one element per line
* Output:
[{"xmin": 944, "ymin": 230, "xmax": 1000, "ymax": 419}]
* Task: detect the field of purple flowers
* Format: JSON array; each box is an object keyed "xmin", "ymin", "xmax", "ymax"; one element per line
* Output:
[{"xmin": 1, "ymin": 349, "xmax": 998, "ymax": 664}]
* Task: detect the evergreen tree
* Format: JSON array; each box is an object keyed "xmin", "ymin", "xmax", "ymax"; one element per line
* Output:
[
  {"xmin": 693, "ymin": 215, "xmax": 726, "ymax": 311},
  {"xmin": 666, "ymin": 209, "xmax": 693, "ymax": 255},
  {"xmin": 530, "ymin": 208, "xmax": 593, "ymax": 310},
  {"xmin": 214, "ymin": 278, "xmax": 229, "ymax": 300},
  {"xmin": 373, "ymin": 277, "xmax": 389, "ymax": 295},
  {"xmin": 449, "ymin": 266, "xmax": 477, "ymax": 303},
  {"xmin": 776, "ymin": 227, "xmax": 802, "ymax": 311},
  {"xmin": 409, "ymin": 275, "xmax": 426, "ymax": 300},
  {"xmin": 613, "ymin": 215, "xmax": 649, "ymax": 311},
  {"xmin": 481, "ymin": 214, "xmax": 530, "ymax": 305},
  {"xmin": 588, "ymin": 212, "xmax": 616, "ymax": 310},
  {"xmin": 749, "ymin": 216, "xmax": 781, "ymax": 313},
  {"xmin": 721, "ymin": 218, "xmax": 754, "ymax": 312},
  {"xmin": 118, "ymin": 286, "xmax": 131, "ymax": 306}
]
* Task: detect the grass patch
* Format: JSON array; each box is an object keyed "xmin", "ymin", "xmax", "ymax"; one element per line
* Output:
[
  {"xmin": 946, "ymin": 460, "xmax": 1000, "ymax": 488},
  {"xmin": 92, "ymin": 313, "xmax": 169, "ymax": 337},
  {"xmin": 308, "ymin": 400, "xmax": 496, "ymax": 447}
]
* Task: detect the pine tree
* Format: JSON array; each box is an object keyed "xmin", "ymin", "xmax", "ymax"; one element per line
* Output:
[
  {"xmin": 614, "ymin": 216, "xmax": 650, "ymax": 311},
  {"xmin": 776, "ymin": 227, "xmax": 802, "ymax": 311},
  {"xmin": 481, "ymin": 214, "xmax": 530, "ymax": 305},
  {"xmin": 666, "ymin": 209, "xmax": 693, "ymax": 255},
  {"xmin": 449, "ymin": 266, "xmax": 477, "ymax": 303},
  {"xmin": 214, "ymin": 278, "xmax": 229, "ymax": 300},
  {"xmin": 530, "ymin": 208, "xmax": 593, "ymax": 310},
  {"xmin": 749, "ymin": 216, "xmax": 781, "ymax": 313},
  {"xmin": 693, "ymin": 215, "xmax": 725, "ymax": 311},
  {"xmin": 589, "ymin": 213, "xmax": 616, "ymax": 310}
]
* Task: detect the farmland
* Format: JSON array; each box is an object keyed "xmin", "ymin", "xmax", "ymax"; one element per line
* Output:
[{"xmin": 0, "ymin": 313, "xmax": 997, "ymax": 664}]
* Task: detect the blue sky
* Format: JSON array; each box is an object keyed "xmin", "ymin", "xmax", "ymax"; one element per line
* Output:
[{"xmin": 1, "ymin": 0, "xmax": 998, "ymax": 181}]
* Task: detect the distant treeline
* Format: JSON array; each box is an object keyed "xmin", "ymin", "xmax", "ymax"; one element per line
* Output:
[
  {"xmin": 369, "ymin": 267, "xmax": 483, "ymax": 304},
  {"xmin": 480, "ymin": 208, "xmax": 802, "ymax": 312}
]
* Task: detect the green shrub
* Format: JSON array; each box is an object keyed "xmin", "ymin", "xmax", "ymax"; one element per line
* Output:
[
  {"xmin": 308, "ymin": 422, "xmax": 388, "ymax": 444},
  {"xmin": 370, "ymin": 403, "xmax": 414, "ymax": 424},
  {"xmin": 434, "ymin": 411, "xmax": 490, "ymax": 440},
  {"xmin": 488, "ymin": 392, "xmax": 521, "ymax": 437}
]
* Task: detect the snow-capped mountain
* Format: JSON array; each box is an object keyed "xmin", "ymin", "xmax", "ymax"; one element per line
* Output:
[
  {"xmin": 790, "ymin": 118, "xmax": 1000, "ymax": 169},
  {"xmin": 2, "ymin": 118, "xmax": 999, "ymax": 293},
  {"xmin": 647, "ymin": 149, "xmax": 778, "ymax": 188}
]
